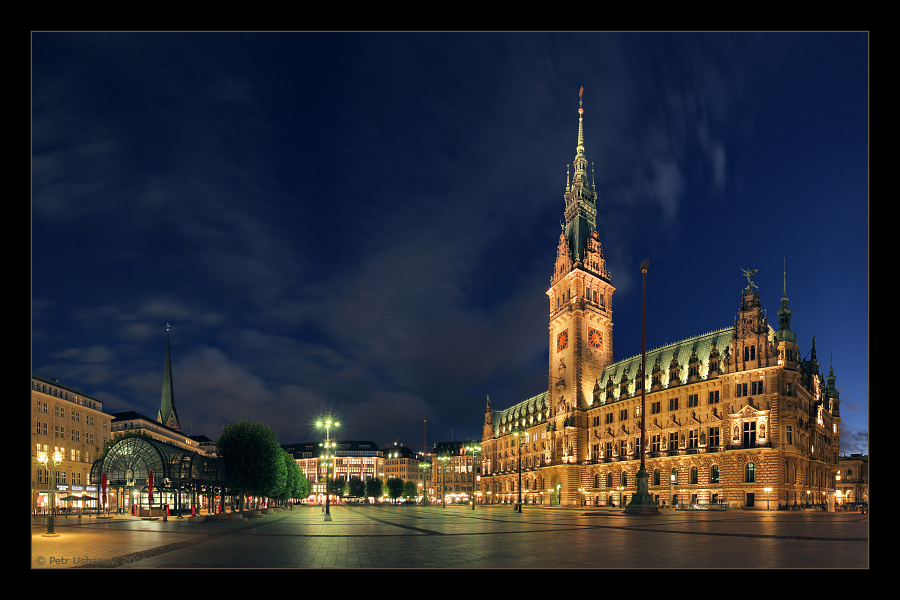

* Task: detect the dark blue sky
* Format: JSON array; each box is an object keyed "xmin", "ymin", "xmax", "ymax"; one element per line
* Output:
[{"xmin": 32, "ymin": 33, "xmax": 868, "ymax": 455}]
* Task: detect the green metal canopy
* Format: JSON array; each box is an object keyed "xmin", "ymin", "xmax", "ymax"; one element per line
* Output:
[{"xmin": 90, "ymin": 436, "xmax": 226, "ymax": 488}]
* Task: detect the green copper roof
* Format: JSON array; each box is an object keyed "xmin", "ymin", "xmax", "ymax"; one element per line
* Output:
[
  {"xmin": 598, "ymin": 327, "xmax": 747, "ymax": 398},
  {"xmin": 491, "ymin": 391, "xmax": 549, "ymax": 437}
]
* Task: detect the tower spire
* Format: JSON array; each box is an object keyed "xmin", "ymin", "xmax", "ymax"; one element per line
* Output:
[
  {"xmin": 776, "ymin": 260, "xmax": 796, "ymax": 344},
  {"xmin": 158, "ymin": 323, "xmax": 181, "ymax": 431},
  {"xmin": 559, "ymin": 87, "xmax": 598, "ymax": 269},
  {"xmin": 573, "ymin": 86, "xmax": 588, "ymax": 185}
]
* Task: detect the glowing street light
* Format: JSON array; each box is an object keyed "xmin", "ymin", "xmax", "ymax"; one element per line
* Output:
[
  {"xmin": 764, "ymin": 487, "xmax": 773, "ymax": 511},
  {"xmin": 37, "ymin": 450, "xmax": 64, "ymax": 537},
  {"xmin": 316, "ymin": 415, "xmax": 339, "ymax": 521}
]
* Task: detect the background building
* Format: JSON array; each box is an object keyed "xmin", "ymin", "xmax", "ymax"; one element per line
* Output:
[
  {"xmin": 837, "ymin": 453, "xmax": 868, "ymax": 506},
  {"xmin": 284, "ymin": 440, "xmax": 383, "ymax": 499},
  {"xmin": 432, "ymin": 441, "xmax": 480, "ymax": 505},
  {"xmin": 382, "ymin": 443, "xmax": 429, "ymax": 499},
  {"xmin": 109, "ymin": 411, "xmax": 207, "ymax": 454},
  {"xmin": 480, "ymin": 94, "xmax": 842, "ymax": 510},
  {"xmin": 32, "ymin": 374, "xmax": 112, "ymax": 513}
]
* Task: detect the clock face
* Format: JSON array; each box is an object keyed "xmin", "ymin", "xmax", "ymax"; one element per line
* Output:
[
  {"xmin": 557, "ymin": 329, "xmax": 569, "ymax": 352},
  {"xmin": 588, "ymin": 327, "xmax": 603, "ymax": 349}
]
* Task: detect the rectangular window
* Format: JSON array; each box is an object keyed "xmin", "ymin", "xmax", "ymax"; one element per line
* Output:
[
  {"xmin": 669, "ymin": 398, "xmax": 679, "ymax": 411},
  {"xmin": 669, "ymin": 432, "xmax": 679, "ymax": 450},
  {"xmin": 688, "ymin": 430, "xmax": 698, "ymax": 449},
  {"xmin": 651, "ymin": 435, "xmax": 660, "ymax": 453},
  {"xmin": 619, "ymin": 409, "xmax": 628, "ymax": 421},
  {"xmin": 786, "ymin": 426, "xmax": 792, "ymax": 445},
  {"xmin": 708, "ymin": 390, "xmax": 720, "ymax": 404},
  {"xmin": 605, "ymin": 413, "xmax": 614, "ymax": 424},
  {"xmin": 688, "ymin": 394, "xmax": 699, "ymax": 407},
  {"xmin": 709, "ymin": 427, "xmax": 720, "ymax": 447},
  {"xmin": 651, "ymin": 401, "xmax": 661, "ymax": 414},
  {"xmin": 743, "ymin": 421, "xmax": 756, "ymax": 448},
  {"xmin": 751, "ymin": 381, "xmax": 764, "ymax": 395}
]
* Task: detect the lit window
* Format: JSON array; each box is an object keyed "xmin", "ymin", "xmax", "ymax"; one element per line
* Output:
[{"xmin": 745, "ymin": 462, "xmax": 756, "ymax": 483}]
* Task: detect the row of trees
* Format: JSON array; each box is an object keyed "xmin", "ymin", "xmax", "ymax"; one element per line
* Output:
[
  {"xmin": 218, "ymin": 419, "xmax": 423, "ymax": 508},
  {"xmin": 334, "ymin": 476, "xmax": 419, "ymax": 502},
  {"xmin": 217, "ymin": 420, "xmax": 311, "ymax": 512}
]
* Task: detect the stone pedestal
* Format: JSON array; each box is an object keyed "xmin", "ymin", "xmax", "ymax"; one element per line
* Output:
[{"xmin": 624, "ymin": 468, "xmax": 659, "ymax": 515}]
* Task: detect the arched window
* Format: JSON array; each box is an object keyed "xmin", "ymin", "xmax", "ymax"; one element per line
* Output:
[
  {"xmin": 653, "ymin": 469, "xmax": 660, "ymax": 486},
  {"xmin": 745, "ymin": 462, "xmax": 756, "ymax": 483},
  {"xmin": 621, "ymin": 471, "xmax": 627, "ymax": 487},
  {"xmin": 606, "ymin": 473, "xmax": 613, "ymax": 488},
  {"xmin": 690, "ymin": 466, "xmax": 698, "ymax": 484},
  {"xmin": 671, "ymin": 467, "xmax": 678, "ymax": 484},
  {"xmin": 594, "ymin": 474, "xmax": 600, "ymax": 488},
  {"xmin": 711, "ymin": 464, "xmax": 720, "ymax": 484}
]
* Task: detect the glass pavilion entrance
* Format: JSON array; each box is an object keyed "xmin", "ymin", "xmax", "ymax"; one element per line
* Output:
[{"xmin": 90, "ymin": 436, "xmax": 232, "ymax": 516}]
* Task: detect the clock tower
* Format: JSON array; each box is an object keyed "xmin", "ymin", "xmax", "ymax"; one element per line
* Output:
[{"xmin": 547, "ymin": 89, "xmax": 615, "ymax": 419}]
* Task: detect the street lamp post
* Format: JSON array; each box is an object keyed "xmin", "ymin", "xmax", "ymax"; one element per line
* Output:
[
  {"xmin": 764, "ymin": 487, "xmax": 773, "ymax": 511},
  {"xmin": 625, "ymin": 259, "xmax": 659, "ymax": 515},
  {"xmin": 316, "ymin": 415, "xmax": 339, "ymax": 522},
  {"xmin": 419, "ymin": 461, "xmax": 430, "ymax": 505},
  {"xmin": 514, "ymin": 429, "xmax": 523, "ymax": 512},
  {"xmin": 465, "ymin": 444, "xmax": 480, "ymax": 510},
  {"xmin": 37, "ymin": 450, "xmax": 64, "ymax": 537},
  {"xmin": 439, "ymin": 456, "xmax": 449, "ymax": 509},
  {"xmin": 669, "ymin": 471, "xmax": 676, "ymax": 509}
]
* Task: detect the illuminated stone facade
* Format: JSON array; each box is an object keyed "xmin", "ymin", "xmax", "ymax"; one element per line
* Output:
[
  {"xmin": 836, "ymin": 453, "xmax": 868, "ymax": 505},
  {"xmin": 479, "ymin": 93, "xmax": 842, "ymax": 509},
  {"xmin": 31, "ymin": 374, "xmax": 112, "ymax": 513},
  {"xmin": 432, "ymin": 441, "xmax": 480, "ymax": 505},
  {"xmin": 383, "ymin": 445, "xmax": 429, "ymax": 498},
  {"xmin": 283, "ymin": 440, "xmax": 383, "ymax": 498}
]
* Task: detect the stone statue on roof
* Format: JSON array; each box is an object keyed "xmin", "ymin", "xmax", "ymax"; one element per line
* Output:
[{"xmin": 741, "ymin": 266, "xmax": 758, "ymax": 291}]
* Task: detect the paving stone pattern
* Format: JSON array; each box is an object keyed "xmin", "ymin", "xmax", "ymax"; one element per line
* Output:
[{"xmin": 31, "ymin": 505, "xmax": 869, "ymax": 569}]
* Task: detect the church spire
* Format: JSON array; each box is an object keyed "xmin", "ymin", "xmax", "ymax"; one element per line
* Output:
[
  {"xmin": 561, "ymin": 87, "xmax": 598, "ymax": 268},
  {"xmin": 776, "ymin": 261, "xmax": 796, "ymax": 344},
  {"xmin": 158, "ymin": 323, "xmax": 181, "ymax": 431},
  {"xmin": 573, "ymin": 86, "xmax": 589, "ymax": 187}
]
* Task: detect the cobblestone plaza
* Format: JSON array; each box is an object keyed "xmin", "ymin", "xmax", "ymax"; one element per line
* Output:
[{"xmin": 31, "ymin": 505, "xmax": 868, "ymax": 569}]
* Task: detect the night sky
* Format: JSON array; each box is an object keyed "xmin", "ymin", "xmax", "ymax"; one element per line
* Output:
[{"xmin": 32, "ymin": 33, "xmax": 868, "ymax": 456}]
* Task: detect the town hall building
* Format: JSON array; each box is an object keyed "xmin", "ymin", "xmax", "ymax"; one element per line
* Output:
[{"xmin": 479, "ymin": 90, "xmax": 842, "ymax": 510}]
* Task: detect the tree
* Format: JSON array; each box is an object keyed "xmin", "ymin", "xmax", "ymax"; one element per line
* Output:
[
  {"xmin": 216, "ymin": 420, "xmax": 283, "ymax": 513},
  {"xmin": 348, "ymin": 476, "xmax": 366, "ymax": 499},
  {"xmin": 327, "ymin": 476, "xmax": 346, "ymax": 498},
  {"xmin": 365, "ymin": 477, "xmax": 383, "ymax": 500},
  {"xmin": 386, "ymin": 477, "xmax": 405, "ymax": 502},
  {"xmin": 295, "ymin": 470, "xmax": 311, "ymax": 500},
  {"xmin": 274, "ymin": 450, "xmax": 298, "ymax": 504},
  {"xmin": 403, "ymin": 480, "xmax": 418, "ymax": 500}
]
